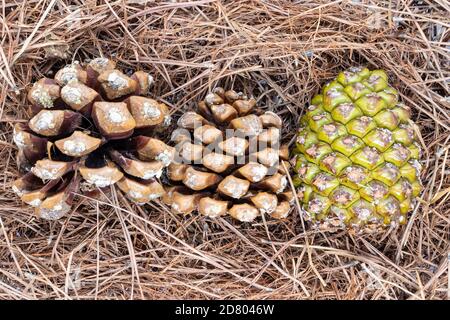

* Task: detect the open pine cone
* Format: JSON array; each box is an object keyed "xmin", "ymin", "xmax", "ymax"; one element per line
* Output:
[
  {"xmin": 162, "ymin": 87, "xmax": 294, "ymax": 222},
  {"xmin": 12, "ymin": 58, "xmax": 173, "ymax": 220}
]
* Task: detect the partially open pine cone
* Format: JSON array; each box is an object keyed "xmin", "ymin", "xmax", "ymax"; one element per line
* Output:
[
  {"xmin": 13, "ymin": 58, "xmax": 172, "ymax": 220},
  {"xmin": 162, "ymin": 87, "xmax": 294, "ymax": 222}
]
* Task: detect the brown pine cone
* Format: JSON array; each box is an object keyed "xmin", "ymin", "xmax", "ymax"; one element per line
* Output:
[
  {"xmin": 13, "ymin": 58, "xmax": 172, "ymax": 220},
  {"xmin": 162, "ymin": 87, "xmax": 294, "ymax": 222}
]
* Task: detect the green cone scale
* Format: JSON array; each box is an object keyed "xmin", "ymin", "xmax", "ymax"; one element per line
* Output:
[{"xmin": 293, "ymin": 67, "xmax": 422, "ymax": 232}]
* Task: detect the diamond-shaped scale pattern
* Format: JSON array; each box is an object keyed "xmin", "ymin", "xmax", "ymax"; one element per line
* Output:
[{"xmin": 294, "ymin": 67, "xmax": 422, "ymax": 232}]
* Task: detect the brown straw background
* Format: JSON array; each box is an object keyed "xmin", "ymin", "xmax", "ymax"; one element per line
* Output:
[{"xmin": 0, "ymin": 0, "xmax": 448, "ymax": 299}]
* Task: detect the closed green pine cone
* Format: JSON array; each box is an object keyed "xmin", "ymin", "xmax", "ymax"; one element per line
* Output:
[{"xmin": 293, "ymin": 67, "xmax": 422, "ymax": 232}]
